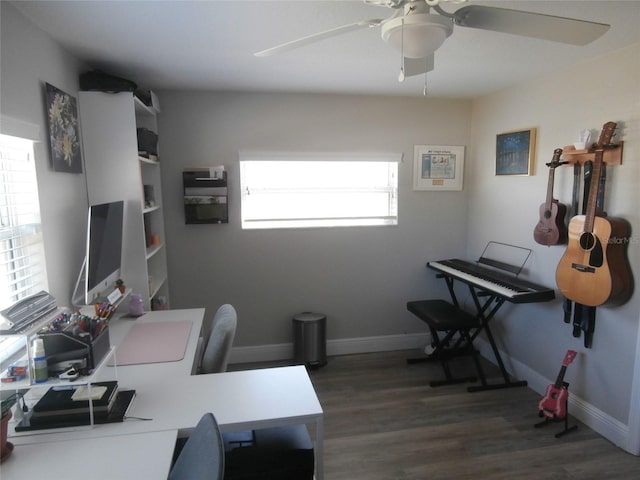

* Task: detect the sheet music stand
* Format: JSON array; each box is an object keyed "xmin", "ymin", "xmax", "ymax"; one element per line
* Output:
[{"xmin": 476, "ymin": 241, "xmax": 532, "ymax": 277}]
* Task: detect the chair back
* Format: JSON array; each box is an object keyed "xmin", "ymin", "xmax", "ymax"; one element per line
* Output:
[
  {"xmin": 201, "ymin": 304, "xmax": 237, "ymax": 373},
  {"xmin": 169, "ymin": 412, "xmax": 224, "ymax": 480}
]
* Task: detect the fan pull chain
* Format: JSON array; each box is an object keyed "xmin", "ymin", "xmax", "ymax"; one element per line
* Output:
[
  {"xmin": 423, "ymin": 59, "xmax": 429, "ymax": 96},
  {"xmin": 398, "ymin": 18, "xmax": 405, "ymax": 82}
]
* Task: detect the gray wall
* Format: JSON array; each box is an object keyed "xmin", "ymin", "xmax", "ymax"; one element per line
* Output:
[
  {"xmin": 157, "ymin": 92, "xmax": 471, "ymax": 346},
  {"xmin": 468, "ymin": 44, "xmax": 640, "ymax": 427},
  {"xmin": 3, "ymin": 0, "xmax": 639, "ymax": 453},
  {"xmin": 0, "ymin": 2, "xmax": 88, "ymax": 306}
]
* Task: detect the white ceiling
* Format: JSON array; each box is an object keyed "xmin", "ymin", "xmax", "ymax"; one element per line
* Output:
[{"xmin": 12, "ymin": 0, "xmax": 640, "ymax": 98}]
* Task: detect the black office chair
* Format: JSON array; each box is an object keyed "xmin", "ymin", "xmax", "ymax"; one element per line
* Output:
[
  {"xmin": 200, "ymin": 304, "xmax": 315, "ymax": 480},
  {"xmin": 169, "ymin": 412, "xmax": 224, "ymax": 480}
]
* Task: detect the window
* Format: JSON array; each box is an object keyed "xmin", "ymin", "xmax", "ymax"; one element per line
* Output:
[
  {"xmin": 240, "ymin": 152, "xmax": 400, "ymax": 230},
  {"xmin": 0, "ymin": 133, "xmax": 47, "ymax": 364}
]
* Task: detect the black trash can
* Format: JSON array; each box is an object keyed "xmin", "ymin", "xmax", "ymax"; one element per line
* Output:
[{"xmin": 293, "ymin": 312, "xmax": 327, "ymax": 368}]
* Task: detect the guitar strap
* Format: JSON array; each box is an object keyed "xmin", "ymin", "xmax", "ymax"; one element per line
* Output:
[
  {"xmin": 572, "ymin": 161, "xmax": 595, "ymax": 343},
  {"xmin": 582, "ymin": 161, "xmax": 593, "ymax": 215},
  {"xmin": 583, "ymin": 164, "xmax": 607, "ymax": 348},
  {"xmin": 583, "ymin": 307, "xmax": 596, "ymax": 348},
  {"xmin": 597, "ymin": 164, "xmax": 607, "ymax": 214},
  {"xmin": 563, "ymin": 163, "xmax": 581, "ymax": 324}
]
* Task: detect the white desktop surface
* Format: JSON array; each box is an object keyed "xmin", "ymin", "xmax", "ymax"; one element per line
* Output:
[
  {"xmin": 2, "ymin": 430, "xmax": 177, "ymax": 479},
  {"xmin": 3, "ymin": 308, "xmax": 324, "ymax": 480},
  {"xmin": 117, "ymin": 366, "xmax": 324, "ymax": 437}
]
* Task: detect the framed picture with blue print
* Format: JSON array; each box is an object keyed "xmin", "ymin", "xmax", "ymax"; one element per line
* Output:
[{"xmin": 496, "ymin": 128, "xmax": 536, "ymax": 176}]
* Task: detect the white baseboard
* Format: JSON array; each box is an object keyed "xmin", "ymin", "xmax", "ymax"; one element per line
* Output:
[
  {"xmin": 228, "ymin": 332, "xmax": 429, "ymax": 365},
  {"xmin": 474, "ymin": 338, "xmax": 631, "ymax": 453}
]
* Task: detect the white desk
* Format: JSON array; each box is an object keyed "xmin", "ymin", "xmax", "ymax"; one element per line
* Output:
[
  {"xmin": 2, "ymin": 309, "xmax": 324, "ymax": 480},
  {"xmin": 2, "ymin": 430, "xmax": 178, "ymax": 479}
]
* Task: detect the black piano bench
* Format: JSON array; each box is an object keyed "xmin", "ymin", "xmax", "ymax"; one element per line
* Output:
[{"xmin": 406, "ymin": 299, "xmax": 487, "ymax": 387}]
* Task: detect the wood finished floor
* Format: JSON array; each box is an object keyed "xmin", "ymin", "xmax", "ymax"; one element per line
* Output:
[{"xmin": 232, "ymin": 350, "xmax": 640, "ymax": 480}]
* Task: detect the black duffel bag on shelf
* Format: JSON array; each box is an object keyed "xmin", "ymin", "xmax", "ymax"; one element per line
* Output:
[{"xmin": 79, "ymin": 70, "xmax": 137, "ymax": 93}]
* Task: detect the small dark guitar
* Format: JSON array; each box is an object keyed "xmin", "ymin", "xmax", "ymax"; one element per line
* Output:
[
  {"xmin": 533, "ymin": 148, "xmax": 568, "ymax": 246},
  {"xmin": 556, "ymin": 121, "xmax": 633, "ymax": 307},
  {"xmin": 538, "ymin": 349, "xmax": 577, "ymax": 421}
]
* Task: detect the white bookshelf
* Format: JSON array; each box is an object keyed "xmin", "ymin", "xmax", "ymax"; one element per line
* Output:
[{"xmin": 78, "ymin": 92, "xmax": 169, "ymax": 311}]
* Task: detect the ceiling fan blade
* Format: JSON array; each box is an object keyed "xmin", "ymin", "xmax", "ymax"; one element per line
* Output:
[
  {"xmin": 255, "ymin": 18, "xmax": 385, "ymax": 57},
  {"xmin": 364, "ymin": 0, "xmax": 404, "ymax": 7},
  {"xmin": 403, "ymin": 55, "xmax": 434, "ymax": 78},
  {"xmin": 452, "ymin": 5, "xmax": 610, "ymax": 46}
]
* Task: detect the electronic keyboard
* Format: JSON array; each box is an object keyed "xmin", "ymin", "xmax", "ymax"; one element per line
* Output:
[{"xmin": 427, "ymin": 259, "xmax": 555, "ymax": 304}]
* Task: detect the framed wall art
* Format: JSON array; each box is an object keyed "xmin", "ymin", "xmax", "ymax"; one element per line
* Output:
[
  {"xmin": 46, "ymin": 82, "xmax": 83, "ymax": 173},
  {"xmin": 413, "ymin": 145, "xmax": 465, "ymax": 191},
  {"xmin": 495, "ymin": 128, "xmax": 536, "ymax": 176}
]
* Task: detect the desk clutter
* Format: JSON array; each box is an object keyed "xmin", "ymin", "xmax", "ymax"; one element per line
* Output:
[
  {"xmin": 37, "ymin": 309, "xmax": 114, "ymax": 378},
  {"xmin": 0, "ymin": 306, "xmax": 115, "ymax": 384}
]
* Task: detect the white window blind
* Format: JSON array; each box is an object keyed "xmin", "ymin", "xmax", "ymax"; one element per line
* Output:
[
  {"xmin": 0, "ymin": 134, "xmax": 48, "ymax": 309},
  {"xmin": 239, "ymin": 152, "xmax": 400, "ymax": 230},
  {"xmin": 0, "ymin": 131, "xmax": 47, "ymax": 366}
]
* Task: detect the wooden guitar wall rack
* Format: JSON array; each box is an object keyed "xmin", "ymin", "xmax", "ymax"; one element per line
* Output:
[{"xmin": 561, "ymin": 141, "xmax": 624, "ymax": 166}]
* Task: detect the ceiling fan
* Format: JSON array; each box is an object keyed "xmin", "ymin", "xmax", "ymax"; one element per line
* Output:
[{"xmin": 254, "ymin": 0, "xmax": 610, "ymax": 86}]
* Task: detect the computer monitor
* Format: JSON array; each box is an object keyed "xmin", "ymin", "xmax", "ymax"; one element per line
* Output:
[{"xmin": 84, "ymin": 200, "xmax": 124, "ymax": 305}]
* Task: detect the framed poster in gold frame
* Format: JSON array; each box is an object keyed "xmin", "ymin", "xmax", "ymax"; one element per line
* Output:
[{"xmin": 495, "ymin": 128, "xmax": 536, "ymax": 176}]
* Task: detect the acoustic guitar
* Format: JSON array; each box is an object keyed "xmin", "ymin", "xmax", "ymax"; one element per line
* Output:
[
  {"xmin": 556, "ymin": 121, "xmax": 633, "ymax": 307},
  {"xmin": 533, "ymin": 148, "xmax": 568, "ymax": 246},
  {"xmin": 538, "ymin": 349, "xmax": 577, "ymax": 421}
]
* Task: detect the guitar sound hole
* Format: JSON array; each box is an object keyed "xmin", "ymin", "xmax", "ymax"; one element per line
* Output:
[
  {"xmin": 579, "ymin": 232, "xmax": 596, "ymax": 251},
  {"xmin": 544, "ymin": 210, "xmax": 552, "ymax": 219}
]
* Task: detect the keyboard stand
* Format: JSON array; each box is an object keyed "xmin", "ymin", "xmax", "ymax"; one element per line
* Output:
[{"xmin": 441, "ymin": 274, "xmax": 528, "ymax": 393}]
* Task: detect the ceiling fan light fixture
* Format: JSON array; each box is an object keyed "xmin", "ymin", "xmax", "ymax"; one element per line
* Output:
[{"xmin": 382, "ymin": 14, "xmax": 453, "ymax": 58}]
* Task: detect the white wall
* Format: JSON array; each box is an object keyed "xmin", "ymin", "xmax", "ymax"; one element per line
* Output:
[
  {"xmin": 468, "ymin": 44, "xmax": 640, "ymax": 442},
  {"xmin": 0, "ymin": 2, "xmax": 88, "ymax": 305},
  {"xmin": 157, "ymin": 92, "xmax": 471, "ymax": 348}
]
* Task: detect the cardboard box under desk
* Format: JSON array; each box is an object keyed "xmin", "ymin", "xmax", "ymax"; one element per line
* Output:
[{"xmin": 39, "ymin": 327, "xmax": 110, "ymax": 374}]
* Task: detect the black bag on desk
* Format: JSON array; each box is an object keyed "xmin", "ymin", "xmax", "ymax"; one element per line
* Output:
[{"xmin": 79, "ymin": 70, "xmax": 137, "ymax": 93}]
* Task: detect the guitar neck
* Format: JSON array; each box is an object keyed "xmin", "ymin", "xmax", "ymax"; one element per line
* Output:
[
  {"xmin": 545, "ymin": 167, "xmax": 556, "ymax": 207},
  {"xmin": 554, "ymin": 365, "xmax": 568, "ymax": 389},
  {"xmin": 544, "ymin": 148, "xmax": 563, "ymax": 208},
  {"xmin": 584, "ymin": 122, "xmax": 616, "ymax": 232},
  {"xmin": 584, "ymin": 153, "xmax": 603, "ymax": 232}
]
